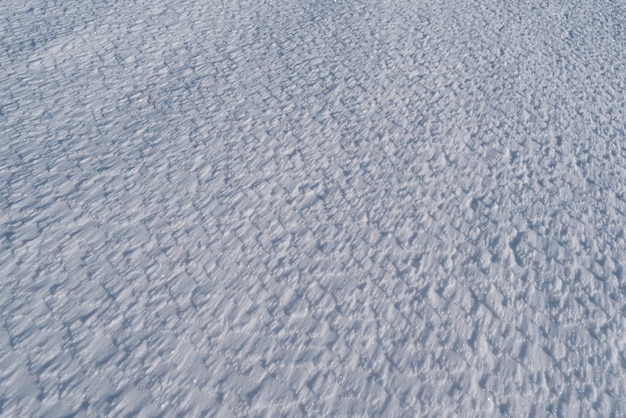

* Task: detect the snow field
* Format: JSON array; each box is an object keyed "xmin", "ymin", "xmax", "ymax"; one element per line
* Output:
[{"xmin": 1, "ymin": 0, "xmax": 626, "ymax": 415}]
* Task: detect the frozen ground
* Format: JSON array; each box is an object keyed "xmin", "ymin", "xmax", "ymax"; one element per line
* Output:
[{"xmin": 1, "ymin": 0, "xmax": 626, "ymax": 415}]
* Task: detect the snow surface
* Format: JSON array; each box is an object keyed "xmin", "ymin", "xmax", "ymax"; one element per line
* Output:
[{"xmin": 2, "ymin": 0, "xmax": 626, "ymax": 415}]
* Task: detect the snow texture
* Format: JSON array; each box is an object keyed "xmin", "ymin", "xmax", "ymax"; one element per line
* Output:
[{"xmin": 1, "ymin": 0, "xmax": 626, "ymax": 416}]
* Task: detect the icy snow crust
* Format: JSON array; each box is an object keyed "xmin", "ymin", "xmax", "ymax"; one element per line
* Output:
[{"xmin": 1, "ymin": 0, "xmax": 626, "ymax": 415}]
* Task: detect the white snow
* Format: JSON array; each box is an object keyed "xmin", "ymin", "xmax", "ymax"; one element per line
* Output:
[{"xmin": 1, "ymin": 0, "xmax": 626, "ymax": 415}]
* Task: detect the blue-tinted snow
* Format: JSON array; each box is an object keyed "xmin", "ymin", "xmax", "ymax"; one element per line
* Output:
[{"xmin": 1, "ymin": 0, "xmax": 626, "ymax": 415}]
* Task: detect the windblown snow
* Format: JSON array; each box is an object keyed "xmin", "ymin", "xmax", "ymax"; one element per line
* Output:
[{"xmin": 1, "ymin": 0, "xmax": 626, "ymax": 415}]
